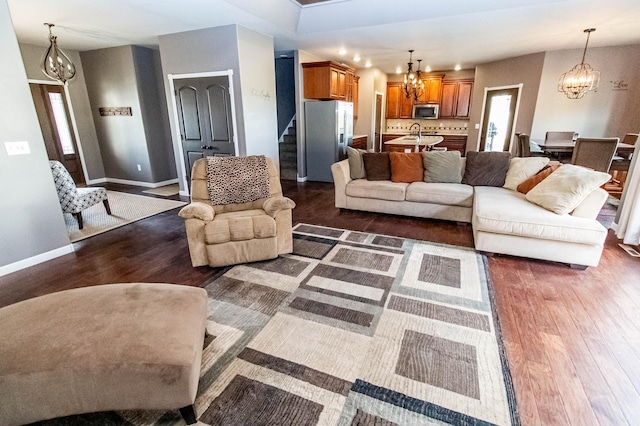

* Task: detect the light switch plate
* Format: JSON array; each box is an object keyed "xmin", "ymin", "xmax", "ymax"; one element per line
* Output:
[{"xmin": 5, "ymin": 141, "xmax": 31, "ymax": 156}]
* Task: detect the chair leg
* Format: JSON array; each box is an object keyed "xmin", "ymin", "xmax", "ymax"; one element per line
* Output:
[
  {"xmin": 103, "ymin": 199, "xmax": 112, "ymax": 215},
  {"xmin": 73, "ymin": 212, "xmax": 84, "ymax": 230}
]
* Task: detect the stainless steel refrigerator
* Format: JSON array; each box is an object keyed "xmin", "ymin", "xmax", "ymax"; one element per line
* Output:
[{"xmin": 305, "ymin": 100, "xmax": 353, "ymax": 182}]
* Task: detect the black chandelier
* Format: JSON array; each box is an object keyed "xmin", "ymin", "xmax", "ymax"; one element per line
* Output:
[{"xmin": 403, "ymin": 50, "xmax": 425, "ymax": 101}]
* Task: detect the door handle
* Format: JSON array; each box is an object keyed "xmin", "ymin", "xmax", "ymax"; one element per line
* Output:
[{"xmin": 201, "ymin": 145, "xmax": 215, "ymax": 149}]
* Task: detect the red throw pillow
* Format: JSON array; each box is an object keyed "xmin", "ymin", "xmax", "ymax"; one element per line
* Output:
[{"xmin": 390, "ymin": 152, "xmax": 424, "ymax": 183}]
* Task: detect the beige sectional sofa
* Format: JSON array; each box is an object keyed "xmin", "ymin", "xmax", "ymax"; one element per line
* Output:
[{"xmin": 331, "ymin": 158, "xmax": 610, "ymax": 268}]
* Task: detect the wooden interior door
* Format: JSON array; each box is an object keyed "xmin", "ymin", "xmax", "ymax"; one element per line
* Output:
[
  {"xmin": 174, "ymin": 76, "xmax": 234, "ymax": 182},
  {"xmin": 30, "ymin": 83, "xmax": 84, "ymax": 184}
]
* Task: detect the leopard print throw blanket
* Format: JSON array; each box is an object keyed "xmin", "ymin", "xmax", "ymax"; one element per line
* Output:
[{"xmin": 205, "ymin": 155, "xmax": 271, "ymax": 205}]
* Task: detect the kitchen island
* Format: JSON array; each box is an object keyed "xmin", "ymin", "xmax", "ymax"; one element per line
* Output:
[{"xmin": 383, "ymin": 135, "xmax": 444, "ymax": 152}]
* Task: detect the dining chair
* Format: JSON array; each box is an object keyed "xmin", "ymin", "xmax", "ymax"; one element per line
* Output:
[
  {"xmin": 608, "ymin": 133, "xmax": 638, "ymax": 193},
  {"xmin": 516, "ymin": 133, "xmax": 546, "ymax": 158},
  {"xmin": 544, "ymin": 131, "xmax": 577, "ymax": 146},
  {"xmin": 570, "ymin": 137, "xmax": 619, "ymax": 173}
]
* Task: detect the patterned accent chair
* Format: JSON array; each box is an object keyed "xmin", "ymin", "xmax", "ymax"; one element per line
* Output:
[
  {"xmin": 178, "ymin": 157, "xmax": 295, "ymax": 268},
  {"xmin": 49, "ymin": 160, "xmax": 111, "ymax": 229}
]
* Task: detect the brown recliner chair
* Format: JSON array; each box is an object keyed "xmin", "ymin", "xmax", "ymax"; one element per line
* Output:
[{"xmin": 178, "ymin": 157, "xmax": 295, "ymax": 267}]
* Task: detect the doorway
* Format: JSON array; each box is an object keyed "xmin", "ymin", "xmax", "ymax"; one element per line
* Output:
[
  {"xmin": 30, "ymin": 83, "xmax": 85, "ymax": 184},
  {"xmin": 374, "ymin": 92, "xmax": 383, "ymax": 152},
  {"xmin": 478, "ymin": 85, "xmax": 522, "ymax": 152}
]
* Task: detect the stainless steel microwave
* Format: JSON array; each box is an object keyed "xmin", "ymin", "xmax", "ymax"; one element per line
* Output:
[{"xmin": 413, "ymin": 104, "xmax": 439, "ymax": 119}]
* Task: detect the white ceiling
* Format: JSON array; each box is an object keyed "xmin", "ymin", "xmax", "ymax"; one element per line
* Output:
[{"xmin": 8, "ymin": 0, "xmax": 640, "ymax": 74}]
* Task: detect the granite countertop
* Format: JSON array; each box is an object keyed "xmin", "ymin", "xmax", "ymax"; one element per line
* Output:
[
  {"xmin": 384, "ymin": 135, "xmax": 444, "ymax": 146},
  {"xmin": 353, "ymin": 134, "xmax": 368, "ymax": 139},
  {"xmin": 383, "ymin": 131, "xmax": 468, "ymax": 136}
]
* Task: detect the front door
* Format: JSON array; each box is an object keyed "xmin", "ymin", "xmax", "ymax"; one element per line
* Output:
[
  {"xmin": 479, "ymin": 87, "xmax": 520, "ymax": 152},
  {"xmin": 174, "ymin": 77, "xmax": 234, "ymax": 181},
  {"xmin": 30, "ymin": 83, "xmax": 85, "ymax": 184}
]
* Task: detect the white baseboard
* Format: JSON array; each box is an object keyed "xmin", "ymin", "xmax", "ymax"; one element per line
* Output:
[
  {"xmin": 86, "ymin": 177, "xmax": 107, "ymax": 185},
  {"xmin": 0, "ymin": 244, "xmax": 75, "ymax": 278},
  {"xmin": 297, "ymin": 176, "xmax": 307, "ymax": 182},
  {"xmin": 104, "ymin": 177, "xmax": 179, "ymax": 188},
  {"xmin": 179, "ymin": 190, "xmax": 190, "ymax": 197}
]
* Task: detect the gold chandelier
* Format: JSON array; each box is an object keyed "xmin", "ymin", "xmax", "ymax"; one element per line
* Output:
[
  {"xmin": 41, "ymin": 23, "xmax": 76, "ymax": 84},
  {"xmin": 403, "ymin": 50, "xmax": 425, "ymax": 101},
  {"xmin": 557, "ymin": 28, "xmax": 600, "ymax": 99}
]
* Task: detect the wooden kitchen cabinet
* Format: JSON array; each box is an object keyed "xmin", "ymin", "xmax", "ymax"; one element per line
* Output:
[
  {"xmin": 415, "ymin": 76, "xmax": 443, "ymax": 104},
  {"xmin": 386, "ymin": 83, "xmax": 413, "ymax": 119},
  {"xmin": 303, "ymin": 61, "xmax": 355, "ymax": 101},
  {"xmin": 352, "ymin": 135, "xmax": 367, "ymax": 149},
  {"xmin": 439, "ymin": 135, "xmax": 467, "ymax": 154},
  {"xmin": 439, "ymin": 79, "xmax": 474, "ymax": 119}
]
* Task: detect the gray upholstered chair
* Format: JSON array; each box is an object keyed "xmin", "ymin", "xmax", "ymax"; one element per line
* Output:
[
  {"xmin": 178, "ymin": 157, "xmax": 295, "ymax": 268},
  {"xmin": 544, "ymin": 131, "xmax": 576, "ymax": 145},
  {"xmin": 49, "ymin": 160, "xmax": 111, "ymax": 229},
  {"xmin": 570, "ymin": 137, "xmax": 619, "ymax": 173}
]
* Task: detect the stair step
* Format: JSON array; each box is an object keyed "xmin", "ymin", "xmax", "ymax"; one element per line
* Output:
[
  {"xmin": 279, "ymin": 152, "xmax": 297, "ymax": 162},
  {"xmin": 283, "ymin": 134, "xmax": 297, "ymax": 144},
  {"xmin": 279, "ymin": 142, "xmax": 297, "ymax": 153},
  {"xmin": 280, "ymin": 168, "xmax": 298, "ymax": 180}
]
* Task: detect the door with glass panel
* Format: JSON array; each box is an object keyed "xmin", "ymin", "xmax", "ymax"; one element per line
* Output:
[
  {"xmin": 479, "ymin": 87, "xmax": 520, "ymax": 152},
  {"xmin": 30, "ymin": 83, "xmax": 84, "ymax": 184}
]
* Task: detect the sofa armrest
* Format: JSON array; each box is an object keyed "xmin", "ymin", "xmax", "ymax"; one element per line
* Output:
[
  {"xmin": 263, "ymin": 196, "xmax": 296, "ymax": 217},
  {"xmin": 331, "ymin": 160, "xmax": 352, "ymax": 208},
  {"xmin": 571, "ymin": 188, "xmax": 608, "ymax": 219},
  {"xmin": 178, "ymin": 202, "xmax": 215, "ymax": 221}
]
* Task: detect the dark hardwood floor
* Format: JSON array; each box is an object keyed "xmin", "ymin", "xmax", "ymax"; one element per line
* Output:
[{"xmin": 1, "ymin": 180, "xmax": 639, "ymax": 426}]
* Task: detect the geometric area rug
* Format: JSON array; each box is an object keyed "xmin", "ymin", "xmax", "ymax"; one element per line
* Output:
[{"xmin": 33, "ymin": 224, "xmax": 519, "ymax": 426}]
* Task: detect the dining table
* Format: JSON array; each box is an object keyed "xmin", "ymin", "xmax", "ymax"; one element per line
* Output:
[{"xmin": 531, "ymin": 139, "xmax": 636, "ymax": 156}]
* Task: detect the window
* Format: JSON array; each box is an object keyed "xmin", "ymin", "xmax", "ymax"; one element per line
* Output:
[{"xmin": 48, "ymin": 92, "xmax": 75, "ymax": 155}]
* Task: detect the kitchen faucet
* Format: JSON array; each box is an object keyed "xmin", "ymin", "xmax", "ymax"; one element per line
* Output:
[{"xmin": 409, "ymin": 122, "xmax": 422, "ymax": 138}]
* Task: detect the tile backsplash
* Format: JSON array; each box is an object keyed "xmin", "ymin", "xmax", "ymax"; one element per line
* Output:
[{"xmin": 386, "ymin": 119, "xmax": 469, "ymax": 134}]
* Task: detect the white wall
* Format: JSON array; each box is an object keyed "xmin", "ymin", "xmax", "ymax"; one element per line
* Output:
[
  {"xmin": 354, "ymin": 67, "xmax": 388, "ymax": 148},
  {"xmin": 237, "ymin": 26, "xmax": 279, "ymax": 162},
  {"xmin": 531, "ymin": 44, "xmax": 640, "ymax": 140}
]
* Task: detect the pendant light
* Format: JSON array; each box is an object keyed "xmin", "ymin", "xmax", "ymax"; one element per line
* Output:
[
  {"xmin": 41, "ymin": 23, "xmax": 76, "ymax": 84},
  {"xmin": 557, "ymin": 28, "xmax": 600, "ymax": 99},
  {"xmin": 403, "ymin": 50, "xmax": 425, "ymax": 101}
]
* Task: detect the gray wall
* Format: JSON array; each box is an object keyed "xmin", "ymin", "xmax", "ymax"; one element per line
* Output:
[
  {"xmin": 275, "ymin": 57, "xmax": 295, "ymax": 138},
  {"xmin": 81, "ymin": 45, "xmax": 174, "ymax": 183},
  {"xmin": 18, "ymin": 42, "xmax": 106, "ymax": 182},
  {"xmin": 133, "ymin": 46, "xmax": 176, "ymax": 182},
  {"xmin": 82, "ymin": 46, "xmax": 153, "ymax": 182},
  {"xmin": 0, "ymin": 0, "xmax": 70, "ymax": 269},
  {"xmin": 158, "ymin": 24, "xmax": 280, "ymax": 190},
  {"xmin": 467, "ymin": 52, "xmax": 546, "ymax": 153},
  {"xmin": 531, "ymin": 44, "xmax": 640, "ymax": 140}
]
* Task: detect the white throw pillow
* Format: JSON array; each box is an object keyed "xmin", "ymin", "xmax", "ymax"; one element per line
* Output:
[
  {"xmin": 503, "ymin": 157, "xmax": 549, "ymax": 191},
  {"xmin": 525, "ymin": 164, "xmax": 611, "ymax": 215}
]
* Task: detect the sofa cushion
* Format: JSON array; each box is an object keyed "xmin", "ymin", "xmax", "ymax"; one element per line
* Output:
[
  {"xmin": 363, "ymin": 152, "xmax": 391, "ymax": 180},
  {"xmin": 406, "ymin": 182, "xmax": 474, "ymax": 207},
  {"xmin": 347, "ymin": 147, "xmax": 366, "ymax": 180},
  {"xmin": 474, "ymin": 186, "xmax": 606, "ymax": 245},
  {"xmin": 462, "ymin": 151, "xmax": 511, "ymax": 187},
  {"xmin": 390, "ymin": 152, "xmax": 424, "ymax": 183},
  {"xmin": 517, "ymin": 163, "xmax": 561, "ymax": 194},
  {"xmin": 503, "ymin": 157, "xmax": 549, "ymax": 190},
  {"xmin": 346, "ymin": 179, "xmax": 408, "ymax": 201},
  {"xmin": 525, "ymin": 164, "xmax": 611, "ymax": 215},
  {"xmin": 423, "ymin": 151, "xmax": 463, "ymax": 183}
]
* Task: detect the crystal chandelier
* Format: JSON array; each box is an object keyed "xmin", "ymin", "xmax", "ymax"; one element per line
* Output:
[
  {"xmin": 41, "ymin": 23, "xmax": 76, "ymax": 84},
  {"xmin": 403, "ymin": 50, "xmax": 425, "ymax": 101},
  {"xmin": 557, "ymin": 28, "xmax": 600, "ymax": 99}
]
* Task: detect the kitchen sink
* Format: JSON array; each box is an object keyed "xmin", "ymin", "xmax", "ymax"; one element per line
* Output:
[{"xmin": 401, "ymin": 136, "xmax": 419, "ymax": 141}]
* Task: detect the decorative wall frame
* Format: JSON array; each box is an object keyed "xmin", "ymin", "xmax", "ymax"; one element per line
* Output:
[{"xmin": 99, "ymin": 107, "xmax": 132, "ymax": 116}]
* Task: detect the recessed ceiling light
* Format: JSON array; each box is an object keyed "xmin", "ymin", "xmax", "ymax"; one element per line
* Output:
[
  {"xmin": 365, "ymin": 61, "xmax": 372, "ymax": 68},
  {"xmin": 425, "ymin": 66, "xmax": 431, "ymax": 72},
  {"xmin": 396, "ymin": 67, "xmax": 402, "ymax": 74},
  {"xmin": 339, "ymin": 48, "xmax": 347, "ymax": 55},
  {"xmin": 353, "ymin": 55, "xmax": 361, "ymax": 62},
  {"xmin": 454, "ymin": 65, "xmax": 462, "ymax": 71}
]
